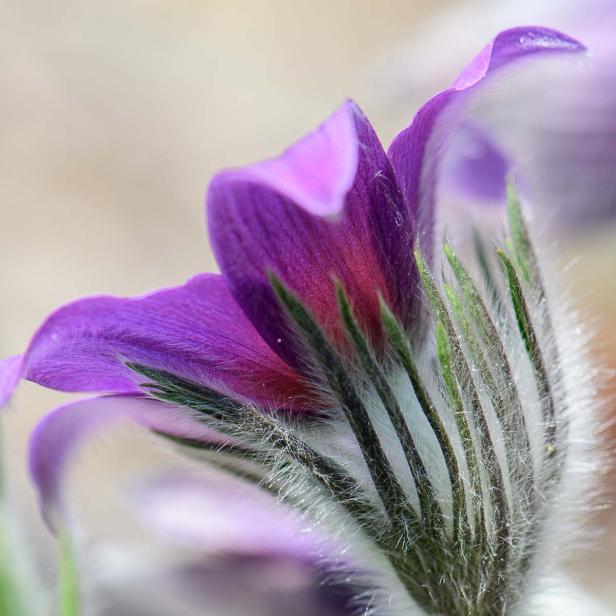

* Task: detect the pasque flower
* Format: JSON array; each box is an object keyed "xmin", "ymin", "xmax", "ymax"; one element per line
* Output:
[
  {"xmin": 0, "ymin": 26, "xmax": 583, "ymax": 410},
  {"xmin": 1, "ymin": 26, "xmax": 609, "ymax": 616}
]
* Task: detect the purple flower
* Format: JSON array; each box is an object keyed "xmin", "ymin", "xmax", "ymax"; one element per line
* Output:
[{"xmin": 2, "ymin": 26, "xmax": 604, "ymax": 616}]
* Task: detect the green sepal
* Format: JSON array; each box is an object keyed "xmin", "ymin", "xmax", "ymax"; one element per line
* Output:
[
  {"xmin": 472, "ymin": 228, "xmax": 500, "ymax": 307},
  {"xmin": 379, "ymin": 298, "xmax": 465, "ymax": 543},
  {"xmin": 127, "ymin": 362, "xmax": 380, "ymax": 534},
  {"xmin": 417, "ymin": 247, "xmax": 512, "ymax": 601},
  {"xmin": 496, "ymin": 249, "xmax": 558, "ymax": 465},
  {"xmin": 336, "ymin": 283, "xmax": 443, "ymax": 531}
]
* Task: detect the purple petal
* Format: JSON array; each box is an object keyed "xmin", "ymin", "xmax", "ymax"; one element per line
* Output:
[
  {"xmin": 388, "ymin": 26, "xmax": 585, "ymax": 257},
  {"xmin": 4, "ymin": 274, "xmax": 309, "ymax": 409},
  {"xmin": 132, "ymin": 471, "xmax": 361, "ymax": 616},
  {"xmin": 483, "ymin": 25, "xmax": 616, "ymax": 228},
  {"xmin": 28, "ymin": 394, "xmax": 215, "ymax": 530},
  {"xmin": 134, "ymin": 471, "xmax": 322, "ymax": 558},
  {"xmin": 106, "ymin": 555, "xmax": 360, "ymax": 616},
  {"xmin": 208, "ymin": 100, "xmax": 417, "ymax": 367}
]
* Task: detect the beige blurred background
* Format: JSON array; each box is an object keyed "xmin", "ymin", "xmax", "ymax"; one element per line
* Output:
[{"xmin": 1, "ymin": 0, "xmax": 615, "ymax": 608}]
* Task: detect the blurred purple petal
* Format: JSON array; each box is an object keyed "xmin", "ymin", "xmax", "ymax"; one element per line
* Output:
[
  {"xmin": 453, "ymin": 27, "xmax": 582, "ymax": 88},
  {"xmin": 134, "ymin": 471, "xmax": 321, "ymax": 557},
  {"xmin": 371, "ymin": 1, "xmax": 616, "ymax": 230},
  {"xmin": 388, "ymin": 26, "xmax": 584, "ymax": 257},
  {"xmin": 491, "ymin": 23, "xmax": 616, "ymax": 227},
  {"xmin": 208, "ymin": 100, "xmax": 417, "ymax": 366},
  {"xmin": 28, "ymin": 394, "xmax": 215, "ymax": 530},
  {"xmin": 442, "ymin": 121, "xmax": 511, "ymax": 203},
  {"xmin": 167, "ymin": 555, "xmax": 360, "ymax": 616},
  {"xmin": 103, "ymin": 555, "xmax": 360, "ymax": 616},
  {"xmin": 133, "ymin": 471, "xmax": 360, "ymax": 616},
  {"xmin": 8, "ymin": 274, "xmax": 309, "ymax": 409}
]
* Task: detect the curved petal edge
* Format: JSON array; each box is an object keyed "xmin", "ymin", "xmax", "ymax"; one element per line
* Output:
[{"xmin": 28, "ymin": 394, "xmax": 216, "ymax": 531}]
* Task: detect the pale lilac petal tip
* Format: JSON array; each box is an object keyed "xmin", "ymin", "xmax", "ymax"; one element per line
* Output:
[
  {"xmin": 238, "ymin": 99, "xmax": 359, "ymax": 218},
  {"xmin": 0, "ymin": 355, "xmax": 24, "ymax": 406},
  {"xmin": 28, "ymin": 395, "xmax": 212, "ymax": 531},
  {"xmin": 133, "ymin": 471, "xmax": 360, "ymax": 616},
  {"xmin": 107, "ymin": 555, "xmax": 359, "ymax": 616},
  {"xmin": 389, "ymin": 26, "xmax": 585, "ymax": 257},
  {"xmin": 170, "ymin": 556, "xmax": 359, "ymax": 616}
]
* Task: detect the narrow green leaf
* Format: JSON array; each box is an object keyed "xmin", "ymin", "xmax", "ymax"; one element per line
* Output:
[
  {"xmin": 443, "ymin": 252, "xmax": 542, "ymax": 584},
  {"xmin": 337, "ymin": 283, "xmax": 443, "ymax": 531},
  {"xmin": 416, "ymin": 250, "xmax": 494, "ymax": 516},
  {"xmin": 506, "ymin": 184, "xmax": 566, "ymax": 430},
  {"xmin": 435, "ymin": 320, "xmax": 459, "ymax": 414},
  {"xmin": 379, "ymin": 299, "xmax": 465, "ymax": 543},
  {"xmin": 472, "ymin": 228, "xmax": 500, "ymax": 308},
  {"xmin": 416, "ymin": 249, "xmax": 511, "ymax": 607},
  {"xmin": 269, "ymin": 274, "xmax": 435, "ymax": 601},
  {"xmin": 444, "ymin": 245, "xmax": 533, "ymax": 458},
  {"xmin": 443, "ymin": 248, "xmax": 534, "ymax": 491},
  {"xmin": 506, "ymin": 181, "xmax": 535, "ymax": 286},
  {"xmin": 129, "ymin": 363, "xmax": 380, "ymax": 533},
  {"xmin": 496, "ymin": 249, "xmax": 558, "ymax": 464}
]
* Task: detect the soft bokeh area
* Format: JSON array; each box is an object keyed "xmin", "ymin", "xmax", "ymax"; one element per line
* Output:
[{"xmin": 2, "ymin": 0, "xmax": 615, "ymax": 609}]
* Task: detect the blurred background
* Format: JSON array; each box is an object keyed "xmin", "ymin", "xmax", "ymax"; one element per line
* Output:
[{"xmin": 1, "ymin": 0, "xmax": 615, "ymax": 609}]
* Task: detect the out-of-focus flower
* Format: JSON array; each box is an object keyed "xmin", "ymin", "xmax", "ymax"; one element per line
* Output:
[
  {"xmin": 128, "ymin": 471, "xmax": 360, "ymax": 616},
  {"xmin": 371, "ymin": 0, "xmax": 616, "ymax": 230},
  {"xmin": 1, "ymin": 26, "xmax": 609, "ymax": 616}
]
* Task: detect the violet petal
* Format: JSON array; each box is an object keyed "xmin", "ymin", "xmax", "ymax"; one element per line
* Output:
[
  {"xmin": 167, "ymin": 555, "xmax": 361, "ymax": 616},
  {"xmin": 134, "ymin": 470, "xmax": 323, "ymax": 558},
  {"xmin": 3, "ymin": 274, "xmax": 308, "ymax": 409},
  {"xmin": 0, "ymin": 355, "xmax": 23, "ymax": 406}
]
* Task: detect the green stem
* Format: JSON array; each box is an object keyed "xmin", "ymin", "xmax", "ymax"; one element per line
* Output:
[
  {"xmin": 0, "ymin": 420, "xmax": 45, "ymax": 616},
  {"xmin": 58, "ymin": 530, "xmax": 79, "ymax": 616}
]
